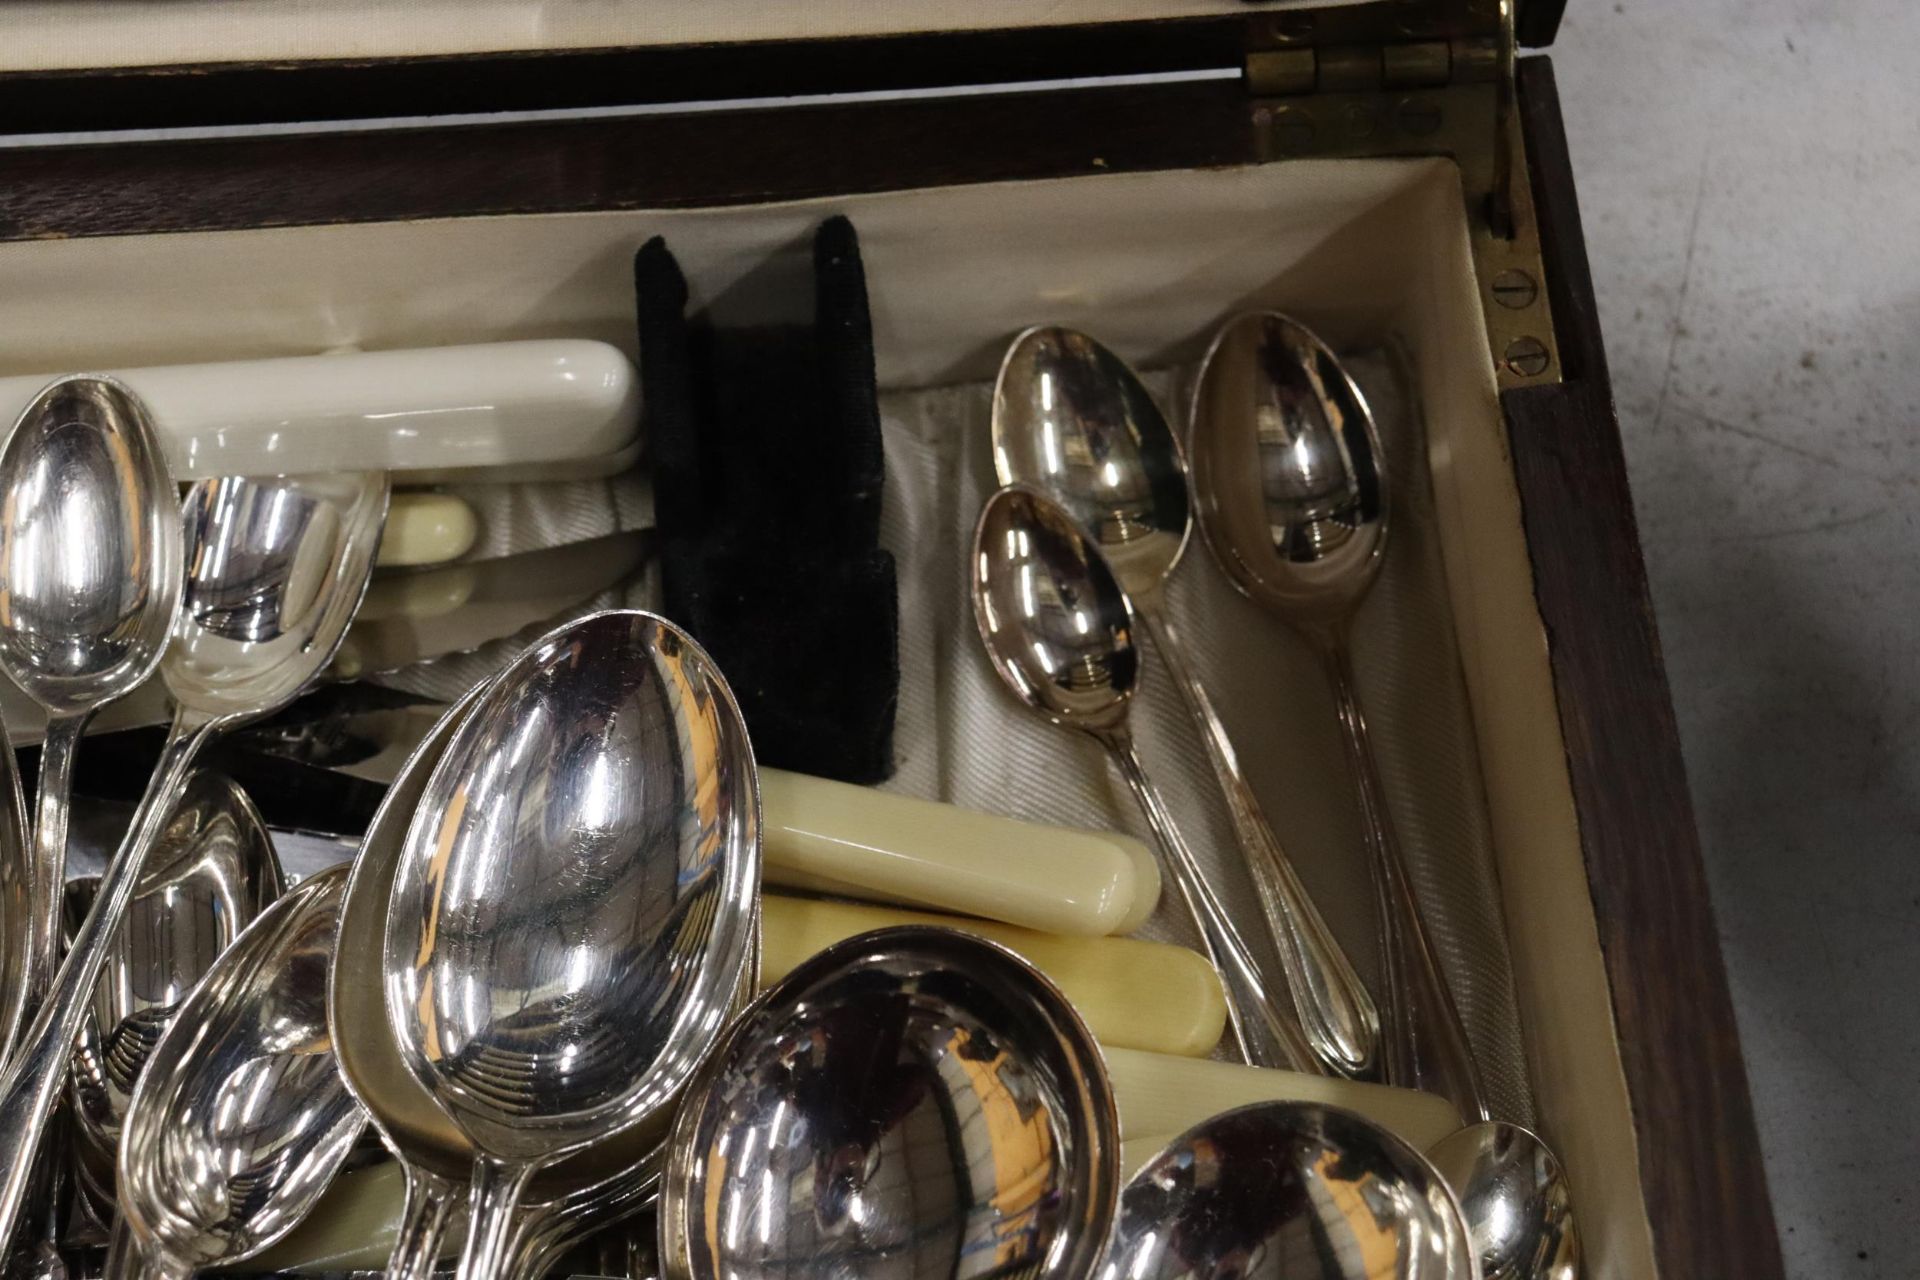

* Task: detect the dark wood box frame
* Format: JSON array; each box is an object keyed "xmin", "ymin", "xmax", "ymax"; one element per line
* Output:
[{"xmin": 0, "ymin": 29, "xmax": 1780, "ymax": 1277}]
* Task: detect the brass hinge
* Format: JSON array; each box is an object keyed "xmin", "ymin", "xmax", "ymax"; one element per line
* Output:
[{"xmin": 1244, "ymin": 1, "xmax": 1560, "ymax": 388}]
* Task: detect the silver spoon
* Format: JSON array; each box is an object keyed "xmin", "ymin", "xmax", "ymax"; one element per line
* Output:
[
  {"xmin": 384, "ymin": 609, "xmax": 761, "ymax": 1280},
  {"xmin": 970, "ymin": 484, "xmax": 1298, "ymax": 1068},
  {"xmin": 114, "ymin": 864, "xmax": 364, "ymax": 1280},
  {"xmin": 0, "ymin": 471, "xmax": 388, "ymax": 1245},
  {"xmin": 993, "ymin": 326, "xmax": 1377, "ymax": 1080},
  {"xmin": 0, "ymin": 376, "xmax": 181, "ymax": 1054},
  {"xmin": 65, "ymin": 771, "xmax": 285, "ymax": 1213},
  {"xmin": 332, "ymin": 679, "xmax": 705, "ymax": 1280},
  {"xmin": 661, "ymin": 925, "xmax": 1118, "ymax": 1280},
  {"xmin": 1101, "ymin": 1100, "xmax": 1475, "ymax": 1280},
  {"xmin": 1190, "ymin": 311, "xmax": 1579, "ymax": 1279}
]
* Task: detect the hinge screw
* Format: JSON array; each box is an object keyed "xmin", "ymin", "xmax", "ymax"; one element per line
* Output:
[
  {"xmin": 1503, "ymin": 336, "xmax": 1551, "ymax": 377},
  {"xmin": 1396, "ymin": 97, "xmax": 1443, "ymax": 136},
  {"xmin": 1260, "ymin": 105, "xmax": 1318, "ymax": 151},
  {"xmin": 1491, "ymin": 269, "xmax": 1539, "ymax": 309},
  {"xmin": 1269, "ymin": 13, "xmax": 1315, "ymax": 42}
]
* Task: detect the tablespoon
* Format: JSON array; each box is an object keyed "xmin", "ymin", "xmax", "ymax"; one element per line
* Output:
[
  {"xmin": 114, "ymin": 865, "xmax": 364, "ymax": 1280},
  {"xmin": 661, "ymin": 925, "xmax": 1118, "ymax": 1280},
  {"xmin": 993, "ymin": 326, "xmax": 1377, "ymax": 1081},
  {"xmin": 331, "ymin": 679, "xmax": 713, "ymax": 1279},
  {"xmin": 971, "ymin": 484, "xmax": 1306, "ymax": 1069},
  {"xmin": 383, "ymin": 609, "xmax": 760, "ymax": 1280},
  {"xmin": 0, "ymin": 376, "xmax": 180, "ymax": 1053},
  {"xmin": 1100, "ymin": 1101, "xmax": 1475, "ymax": 1280},
  {"xmin": 1190, "ymin": 312, "xmax": 1579, "ymax": 1279},
  {"xmin": 0, "ymin": 471, "xmax": 388, "ymax": 1246},
  {"xmin": 66, "ymin": 771, "xmax": 285, "ymax": 1210}
]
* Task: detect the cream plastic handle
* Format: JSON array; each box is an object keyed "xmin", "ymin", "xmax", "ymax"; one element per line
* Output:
[
  {"xmin": 760, "ymin": 767, "xmax": 1160, "ymax": 937},
  {"xmin": 1103, "ymin": 1045, "xmax": 1462, "ymax": 1159},
  {"xmin": 375, "ymin": 492, "xmax": 479, "ymax": 568},
  {"xmin": 759, "ymin": 894, "xmax": 1224, "ymax": 1058},
  {"xmin": 0, "ymin": 341, "xmax": 640, "ymax": 479}
]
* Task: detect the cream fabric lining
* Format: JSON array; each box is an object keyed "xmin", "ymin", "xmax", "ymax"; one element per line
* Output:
[
  {"xmin": 0, "ymin": 160, "xmax": 1657, "ymax": 1277},
  {"xmin": 0, "ymin": 1, "xmax": 1329, "ymax": 73}
]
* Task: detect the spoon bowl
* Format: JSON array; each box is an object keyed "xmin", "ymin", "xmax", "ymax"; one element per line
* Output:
[
  {"xmin": 1189, "ymin": 313, "xmax": 1388, "ymax": 633},
  {"xmin": 67, "ymin": 771, "xmax": 284, "ymax": 1205},
  {"xmin": 1102, "ymin": 1101, "xmax": 1474, "ymax": 1280},
  {"xmin": 1430, "ymin": 1122, "xmax": 1579, "ymax": 1280},
  {"xmin": 116, "ymin": 865, "xmax": 364, "ymax": 1280},
  {"xmin": 383, "ymin": 609, "xmax": 761, "ymax": 1280},
  {"xmin": 662, "ymin": 925, "xmax": 1118, "ymax": 1280}
]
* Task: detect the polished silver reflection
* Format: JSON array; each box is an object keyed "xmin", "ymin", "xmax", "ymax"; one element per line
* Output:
[
  {"xmin": 1190, "ymin": 314, "xmax": 1580, "ymax": 1280},
  {"xmin": 994, "ymin": 326, "xmax": 1378, "ymax": 1080},
  {"xmin": 663, "ymin": 926, "xmax": 1118, "ymax": 1280},
  {"xmin": 1101, "ymin": 1102, "xmax": 1475, "ymax": 1280},
  {"xmin": 116, "ymin": 866, "xmax": 365, "ymax": 1280},
  {"xmin": 1429, "ymin": 1124, "xmax": 1578, "ymax": 1280},
  {"xmin": 0, "ymin": 471, "xmax": 387, "ymax": 1248},
  {"xmin": 0, "ymin": 375, "xmax": 181, "ymax": 1072},
  {"xmin": 332, "ymin": 683, "xmax": 685, "ymax": 1280},
  {"xmin": 384, "ymin": 610, "xmax": 761, "ymax": 1280},
  {"xmin": 67, "ymin": 771, "xmax": 284, "ymax": 1208},
  {"xmin": 970, "ymin": 485, "xmax": 1300, "ymax": 1068}
]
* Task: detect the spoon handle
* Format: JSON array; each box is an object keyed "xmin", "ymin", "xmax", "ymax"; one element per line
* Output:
[
  {"xmin": 0, "ymin": 711, "xmax": 214, "ymax": 1248},
  {"xmin": 1323, "ymin": 642, "xmax": 1488, "ymax": 1121},
  {"xmin": 23, "ymin": 713, "xmax": 90, "ymax": 1021},
  {"xmin": 1137, "ymin": 603, "xmax": 1379, "ymax": 1079},
  {"xmin": 1100, "ymin": 730, "xmax": 1318, "ymax": 1072},
  {"xmin": 458, "ymin": 1155, "xmax": 537, "ymax": 1280},
  {"xmin": 390, "ymin": 1164, "xmax": 461, "ymax": 1280}
]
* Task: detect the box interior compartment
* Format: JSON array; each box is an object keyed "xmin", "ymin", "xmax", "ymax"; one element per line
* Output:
[{"xmin": 0, "ymin": 156, "xmax": 1657, "ymax": 1277}]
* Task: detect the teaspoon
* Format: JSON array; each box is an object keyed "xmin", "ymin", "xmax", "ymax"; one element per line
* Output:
[
  {"xmin": 383, "ymin": 609, "xmax": 761, "ymax": 1280},
  {"xmin": 114, "ymin": 865, "xmax": 364, "ymax": 1280},
  {"xmin": 0, "ymin": 471, "xmax": 388, "ymax": 1246},
  {"xmin": 970, "ymin": 484, "xmax": 1300, "ymax": 1068},
  {"xmin": 661, "ymin": 925, "xmax": 1118, "ymax": 1280},
  {"xmin": 994, "ymin": 326, "xmax": 1377, "ymax": 1081},
  {"xmin": 0, "ymin": 376, "xmax": 179, "ymax": 1056},
  {"xmin": 1101, "ymin": 1101, "xmax": 1475, "ymax": 1280},
  {"xmin": 65, "ymin": 771, "xmax": 285, "ymax": 1212},
  {"xmin": 1190, "ymin": 312, "xmax": 1579, "ymax": 1279}
]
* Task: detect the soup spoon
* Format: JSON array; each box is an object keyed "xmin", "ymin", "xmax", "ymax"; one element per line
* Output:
[
  {"xmin": 993, "ymin": 326, "xmax": 1377, "ymax": 1081},
  {"xmin": 66, "ymin": 771, "xmax": 284, "ymax": 1209},
  {"xmin": 971, "ymin": 484, "xmax": 1306, "ymax": 1069},
  {"xmin": 0, "ymin": 471, "xmax": 388, "ymax": 1246},
  {"xmin": 662, "ymin": 925, "xmax": 1118, "ymax": 1280},
  {"xmin": 332, "ymin": 679, "xmax": 714, "ymax": 1279},
  {"xmin": 0, "ymin": 377, "xmax": 181, "ymax": 1054},
  {"xmin": 383, "ymin": 609, "xmax": 761, "ymax": 1280},
  {"xmin": 114, "ymin": 865, "xmax": 364, "ymax": 1280},
  {"xmin": 1190, "ymin": 312, "xmax": 1579, "ymax": 1279},
  {"xmin": 1101, "ymin": 1101, "xmax": 1475, "ymax": 1280}
]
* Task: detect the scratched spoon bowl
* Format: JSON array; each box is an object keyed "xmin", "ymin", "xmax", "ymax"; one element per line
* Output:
[
  {"xmin": 66, "ymin": 771, "xmax": 284, "ymax": 1208},
  {"xmin": 993, "ymin": 325, "xmax": 1378, "ymax": 1080},
  {"xmin": 383, "ymin": 609, "xmax": 761, "ymax": 1280},
  {"xmin": 115, "ymin": 866, "xmax": 364, "ymax": 1280},
  {"xmin": 0, "ymin": 375, "xmax": 179, "ymax": 1066},
  {"xmin": 1103, "ymin": 1101, "xmax": 1474, "ymax": 1280},
  {"xmin": 661, "ymin": 925, "xmax": 1118, "ymax": 1280},
  {"xmin": 0, "ymin": 471, "xmax": 387, "ymax": 1247}
]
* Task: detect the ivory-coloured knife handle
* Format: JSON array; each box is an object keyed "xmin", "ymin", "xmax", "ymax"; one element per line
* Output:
[
  {"xmin": 375, "ymin": 492, "xmax": 479, "ymax": 568},
  {"xmin": 761, "ymin": 767, "xmax": 1160, "ymax": 937},
  {"xmin": 1103, "ymin": 1044, "xmax": 1462, "ymax": 1160},
  {"xmin": 759, "ymin": 894, "xmax": 1224, "ymax": 1058}
]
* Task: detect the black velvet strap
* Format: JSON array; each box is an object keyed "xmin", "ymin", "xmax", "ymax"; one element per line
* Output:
[{"xmin": 636, "ymin": 217, "xmax": 898, "ymax": 784}]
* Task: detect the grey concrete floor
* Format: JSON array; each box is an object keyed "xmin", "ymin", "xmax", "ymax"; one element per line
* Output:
[{"xmin": 1553, "ymin": 4, "xmax": 1920, "ymax": 1276}]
